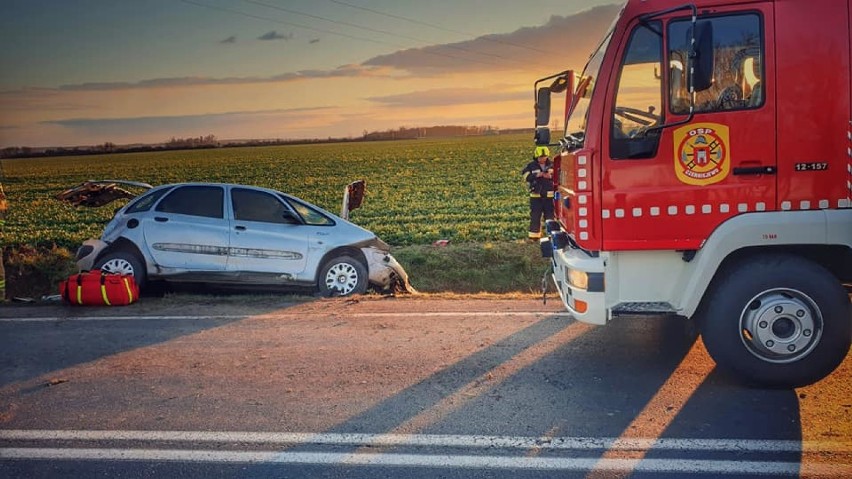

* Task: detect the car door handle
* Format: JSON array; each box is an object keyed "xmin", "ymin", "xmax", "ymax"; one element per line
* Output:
[
  {"xmin": 235, "ymin": 225, "xmax": 246, "ymax": 231},
  {"xmin": 154, "ymin": 217, "xmax": 169, "ymax": 222},
  {"xmin": 733, "ymin": 166, "xmax": 776, "ymax": 175}
]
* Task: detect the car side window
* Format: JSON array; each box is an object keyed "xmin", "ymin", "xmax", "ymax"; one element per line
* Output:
[
  {"xmin": 282, "ymin": 196, "xmax": 335, "ymax": 226},
  {"xmin": 669, "ymin": 13, "xmax": 763, "ymax": 114},
  {"xmin": 125, "ymin": 187, "xmax": 172, "ymax": 214},
  {"xmin": 155, "ymin": 185, "xmax": 224, "ymax": 219},
  {"xmin": 232, "ymin": 188, "xmax": 299, "ymax": 224}
]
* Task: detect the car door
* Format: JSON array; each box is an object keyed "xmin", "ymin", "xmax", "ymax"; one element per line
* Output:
[
  {"xmin": 141, "ymin": 185, "xmax": 229, "ymax": 271},
  {"xmin": 226, "ymin": 186, "xmax": 309, "ymax": 277}
]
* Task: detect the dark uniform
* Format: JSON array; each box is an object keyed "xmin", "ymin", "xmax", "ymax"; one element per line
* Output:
[{"xmin": 522, "ymin": 148, "xmax": 555, "ymax": 239}]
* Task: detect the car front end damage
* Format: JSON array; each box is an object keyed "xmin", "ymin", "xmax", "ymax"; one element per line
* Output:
[{"xmin": 362, "ymin": 246, "xmax": 416, "ymax": 293}]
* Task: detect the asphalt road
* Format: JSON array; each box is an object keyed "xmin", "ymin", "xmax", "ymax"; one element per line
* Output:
[{"xmin": 0, "ymin": 296, "xmax": 850, "ymax": 478}]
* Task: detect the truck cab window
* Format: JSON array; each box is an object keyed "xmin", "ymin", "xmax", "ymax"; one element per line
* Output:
[
  {"xmin": 611, "ymin": 20, "xmax": 663, "ymax": 159},
  {"xmin": 669, "ymin": 13, "xmax": 763, "ymax": 114}
]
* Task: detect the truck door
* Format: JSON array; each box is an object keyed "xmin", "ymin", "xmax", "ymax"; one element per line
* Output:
[{"xmin": 601, "ymin": 5, "xmax": 776, "ymax": 251}]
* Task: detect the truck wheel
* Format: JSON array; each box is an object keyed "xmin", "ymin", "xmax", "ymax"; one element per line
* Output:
[
  {"xmin": 94, "ymin": 250, "xmax": 147, "ymax": 289},
  {"xmin": 318, "ymin": 255, "xmax": 367, "ymax": 297},
  {"xmin": 699, "ymin": 254, "xmax": 851, "ymax": 388}
]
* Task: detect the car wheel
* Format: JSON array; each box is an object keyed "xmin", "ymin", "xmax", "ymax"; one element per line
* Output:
[
  {"xmin": 318, "ymin": 255, "xmax": 368, "ymax": 297},
  {"xmin": 94, "ymin": 250, "xmax": 147, "ymax": 289},
  {"xmin": 699, "ymin": 254, "xmax": 851, "ymax": 388}
]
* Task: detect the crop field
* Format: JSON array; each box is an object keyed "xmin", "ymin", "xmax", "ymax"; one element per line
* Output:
[{"xmin": 0, "ymin": 134, "xmax": 535, "ymax": 249}]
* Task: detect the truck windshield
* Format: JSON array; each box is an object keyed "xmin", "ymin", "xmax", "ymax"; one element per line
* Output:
[{"xmin": 564, "ymin": 11, "xmax": 621, "ymax": 144}]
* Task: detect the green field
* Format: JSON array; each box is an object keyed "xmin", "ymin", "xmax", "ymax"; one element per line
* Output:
[{"xmin": 1, "ymin": 134, "xmax": 534, "ymax": 249}]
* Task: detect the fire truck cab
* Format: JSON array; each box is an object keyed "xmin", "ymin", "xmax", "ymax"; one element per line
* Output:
[{"xmin": 536, "ymin": 0, "xmax": 852, "ymax": 387}]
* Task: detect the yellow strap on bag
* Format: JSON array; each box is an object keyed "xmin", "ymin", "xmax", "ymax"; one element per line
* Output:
[
  {"xmin": 100, "ymin": 274, "xmax": 111, "ymax": 306},
  {"xmin": 100, "ymin": 285, "xmax": 111, "ymax": 306},
  {"xmin": 123, "ymin": 277, "xmax": 134, "ymax": 303}
]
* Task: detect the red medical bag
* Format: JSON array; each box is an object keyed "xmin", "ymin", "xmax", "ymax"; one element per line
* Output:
[{"xmin": 60, "ymin": 270, "xmax": 139, "ymax": 306}]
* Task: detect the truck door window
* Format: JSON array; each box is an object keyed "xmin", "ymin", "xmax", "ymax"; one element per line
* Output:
[
  {"xmin": 669, "ymin": 13, "xmax": 763, "ymax": 114},
  {"xmin": 611, "ymin": 20, "xmax": 663, "ymax": 159}
]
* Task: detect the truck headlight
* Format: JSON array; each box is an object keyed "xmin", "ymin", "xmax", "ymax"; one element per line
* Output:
[{"xmin": 568, "ymin": 269, "xmax": 589, "ymax": 290}]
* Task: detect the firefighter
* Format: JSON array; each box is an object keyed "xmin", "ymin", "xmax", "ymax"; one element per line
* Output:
[{"xmin": 522, "ymin": 146, "xmax": 555, "ymax": 240}]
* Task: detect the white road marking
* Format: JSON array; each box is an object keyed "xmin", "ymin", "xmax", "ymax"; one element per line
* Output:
[
  {"xmin": 2, "ymin": 430, "xmax": 851, "ymax": 453},
  {"xmin": 1, "ymin": 447, "xmax": 850, "ymax": 476},
  {"xmin": 0, "ymin": 311, "xmax": 573, "ymax": 322}
]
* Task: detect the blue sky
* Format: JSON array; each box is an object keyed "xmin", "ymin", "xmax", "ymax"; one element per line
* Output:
[{"xmin": 0, "ymin": 0, "xmax": 618, "ymax": 147}]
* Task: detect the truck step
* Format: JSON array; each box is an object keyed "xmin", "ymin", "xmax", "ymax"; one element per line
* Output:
[{"xmin": 612, "ymin": 302, "xmax": 678, "ymax": 315}]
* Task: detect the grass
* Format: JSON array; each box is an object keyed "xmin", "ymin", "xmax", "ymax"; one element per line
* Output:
[{"xmin": 393, "ymin": 241, "xmax": 554, "ymax": 294}]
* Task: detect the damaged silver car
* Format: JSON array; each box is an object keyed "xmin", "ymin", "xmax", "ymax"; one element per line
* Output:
[{"xmin": 58, "ymin": 180, "xmax": 413, "ymax": 296}]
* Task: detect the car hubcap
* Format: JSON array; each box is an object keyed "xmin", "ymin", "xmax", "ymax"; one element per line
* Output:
[
  {"xmin": 325, "ymin": 262, "xmax": 358, "ymax": 295},
  {"xmin": 101, "ymin": 258, "xmax": 135, "ymax": 277},
  {"xmin": 739, "ymin": 288, "xmax": 822, "ymax": 363}
]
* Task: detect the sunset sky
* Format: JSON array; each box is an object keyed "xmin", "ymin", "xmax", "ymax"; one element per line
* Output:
[{"xmin": 0, "ymin": 0, "xmax": 619, "ymax": 148}]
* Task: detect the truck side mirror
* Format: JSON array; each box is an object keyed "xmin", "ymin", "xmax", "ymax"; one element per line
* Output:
[
  {"xmin": 534, "ymin": 126, "xmax": 551, "ymax": 146},
  {"xmin": 535, "ymin": 87, "xmax": 551, "ymax": 128},
  {"xmin": 689, "ymin": 20, "xmax": 714, "ymax": 92}
]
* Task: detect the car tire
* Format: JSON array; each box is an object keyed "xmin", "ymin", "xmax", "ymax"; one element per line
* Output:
[
  {"xmin": 94, "ymin": 250, "xmax": 147, "ymax": 290},
  {"xmin": 698, "ymin": 254, "xmax": 851, "ymax": 388},
  {"xmin": 318, "ymin": 255, "xmax": 368, "ymax": 297}
]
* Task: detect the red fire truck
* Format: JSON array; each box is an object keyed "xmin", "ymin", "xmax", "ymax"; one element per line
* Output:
[{"xmin": 535, "ymin": 0, "xmax": 852, "ymax": 387}]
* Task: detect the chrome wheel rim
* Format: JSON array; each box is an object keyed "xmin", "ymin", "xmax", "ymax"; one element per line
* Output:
[
  {"xmin": 324, "ymin": 262, "xmax": 359, "ymax": 295},
  {"xmin": 739, "ymin": 288, "xmax": 823, "ymax": 363}
]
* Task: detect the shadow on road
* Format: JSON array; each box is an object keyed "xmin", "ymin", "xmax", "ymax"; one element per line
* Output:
[
  {"xmin": 0, "ymin": 298, "xmax": 307, "ymax": 388},
  {"xmin": 315, "ymin": 313, "xmax": 802, "ymax": 469}
]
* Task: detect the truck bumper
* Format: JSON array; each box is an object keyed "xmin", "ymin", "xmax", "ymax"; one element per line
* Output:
[{"xmin": 549, "ymin": 245, "xmax": 608, "ymax": 325}]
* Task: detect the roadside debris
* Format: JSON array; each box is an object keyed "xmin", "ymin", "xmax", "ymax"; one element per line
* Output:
[{"xmin": 55, "ymin": 180, "xmax": 152, "ymax": 207}]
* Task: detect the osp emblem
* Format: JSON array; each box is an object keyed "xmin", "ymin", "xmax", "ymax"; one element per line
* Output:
[{"xmin": 673, "ymin": 123, "xmax": 730, "ymax": 185}]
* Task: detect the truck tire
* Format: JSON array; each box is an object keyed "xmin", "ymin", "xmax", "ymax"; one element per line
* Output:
[
  {"xmin": 698, "ymin": 254, "xmax": 851, "ymax": 388},
  {"xmin": 94, "ymin": 250, "xmax": 147, "ymax": 290},
  {"xmin": 318, "ymin": 255, "xmax": 368, "ymax": 297}
]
